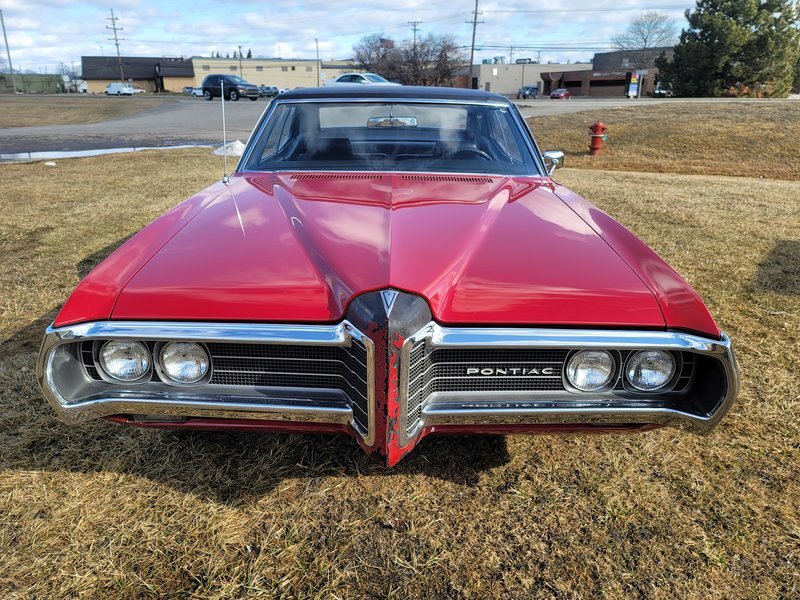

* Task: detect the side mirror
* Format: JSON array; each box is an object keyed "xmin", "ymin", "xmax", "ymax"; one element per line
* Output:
[{"xmin": 542, "ymin": 150, "xmax": 565, "ymax": 175}]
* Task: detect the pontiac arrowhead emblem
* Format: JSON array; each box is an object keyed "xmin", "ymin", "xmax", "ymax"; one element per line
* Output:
[{"xmin": 381, "ymin": 290, "xmax": 398, "ymax": 316}]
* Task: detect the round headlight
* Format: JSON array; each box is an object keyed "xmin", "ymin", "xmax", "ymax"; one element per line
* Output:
[
  {"xmin": 566, "ymin": 350, "xmax": 615, "ymax": 391},
  {"xmin": 626, "ymin": 350, "xmax": 675, "ymax": 391},
  {"xmin": 99, "ymin": 340, "xmax": 151, "ymax": 382},
  {"xmin": 159, "ymin": 342, "xmax": 210, "ymax": 384}
]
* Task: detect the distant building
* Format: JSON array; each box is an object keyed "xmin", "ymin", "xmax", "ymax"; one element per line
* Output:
[
  {"xmin": 455, "ymin": 62, "xmax": 593, "ymax": 95},
  {"xmin": 541, "ymin": 47, "xmax": 674, "ymax": 97},
  {"xmin": 189, "ymin": 57, "xmax": 356, "ymax": 88},
  {"xmin": 81, "ymin": 56, "xmax": 194, "ymax": 93},
  {"xmin": 79, "ymin": 55, "xmax": 358, "ymax": 92}
]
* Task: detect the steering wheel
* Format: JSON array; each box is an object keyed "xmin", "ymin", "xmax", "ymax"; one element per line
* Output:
[{"xmin": 451, "ymin": 149, "xmax": 492, "ymax": 161}]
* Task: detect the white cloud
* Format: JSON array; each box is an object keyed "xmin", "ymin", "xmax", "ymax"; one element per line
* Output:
[{"xmin": 0, "ymin": 0, "xmax": 691, "ymax": 72}]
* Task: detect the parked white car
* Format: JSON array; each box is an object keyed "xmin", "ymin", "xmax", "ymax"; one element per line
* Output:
[
  {"xmin": 190, "ymin": 87, "xmax": 204, "ymax": 97},
  {"xmin": 104, "ymin": 83, "xmax": 135, "ymax": 96},
  {"xmin": 323, "ymin": 73, "xmax": 401, "ymax": 86}
]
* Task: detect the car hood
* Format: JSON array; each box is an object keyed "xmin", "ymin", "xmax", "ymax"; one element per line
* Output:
[{"xmin": 108, "ymin": 172, "xmax": 665, "ymax": 327}]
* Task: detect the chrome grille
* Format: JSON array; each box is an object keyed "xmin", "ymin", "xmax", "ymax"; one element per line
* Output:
[
  {"xmin": 406, "ymin": 341, "xmax": 569, "ymax": 434},
  {"xmin": 81, "ymin": 339, "xmax": 370, "ymax": 434},
  {"xmin": 207, "ymin": 341, "xmax": 370, "ymax": 432},
  {"xmin": 404, "ymin": 341, "xmax": 696, "ymax": 436}
]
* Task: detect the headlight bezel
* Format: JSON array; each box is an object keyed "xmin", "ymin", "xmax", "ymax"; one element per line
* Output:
[
  {"xmin": 624, "ymin": 350, "xmax": 680, "ymax": 393},
  {"xmin": 95, "ymin": 339, "xmax": 153, "ymax": 384},
  {"xmin": 154, "ymin": 341, "xmax": 212, "ymax": 386},
  {"xmin": 563, "ymin": 349, "xmax": 619, "ymax": 393}
]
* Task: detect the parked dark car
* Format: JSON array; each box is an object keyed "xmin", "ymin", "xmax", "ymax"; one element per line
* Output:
[
  {"xmin": 201, "ymin": 74, "xmax": 259, "ymax": 101},
  {"xmin": 258, "ymin": 85, "xmax": 279, "ymax": 98},
  {"xmin": 517, "ymin": 86, "xmax": 539, "ymax": 99},
  {"xmin": 550, "ymin": 88, "xmax": 572, "ymax": 99}
]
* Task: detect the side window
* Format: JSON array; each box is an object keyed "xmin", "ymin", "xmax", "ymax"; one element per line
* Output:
[
  {"xmin": 257, "ymin": 106, "xmax": 296, "ymax": 162},
  {"xmin": 488, "ymin": 110, "xmax": 523, "ymax": 163},
  {"xmin": 355, "ymin": 76, "xmax": 368, "ymax": 84},
  {"xmin": 337, "ymin": 75, "xmax": 352, "ymax": 82}
]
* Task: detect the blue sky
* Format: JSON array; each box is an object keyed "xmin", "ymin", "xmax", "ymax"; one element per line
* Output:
[{"xmin": 0, "ymin": 0, "xmax": 693, "ymax": 74}]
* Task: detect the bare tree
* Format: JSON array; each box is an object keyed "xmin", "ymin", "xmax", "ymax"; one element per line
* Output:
[
  {"xmin": 611, "ymin": 11, "xmax": 677, "ymax": 50},
  {"xmin": 353, "ymin": 34, "xmax": 395, "ymax": 74},
  {"xmin": 353, "ymin": 33, "xmax": 465, "ymax": 86}
]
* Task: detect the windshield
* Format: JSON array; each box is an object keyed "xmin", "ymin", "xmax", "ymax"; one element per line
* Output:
[
  {"xmin": 365, "ymin": 74, "xmax": 389, "ymax": 83},
  {"xmin": 243, "ymin": 101, "xmax": 536, "ymax": 175},
  {"xmin": 226, "ymin": 76, "xmax": 246, "ymax": 84}
]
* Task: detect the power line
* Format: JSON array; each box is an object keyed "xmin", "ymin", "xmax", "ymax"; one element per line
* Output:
[
  {"xmin": 466, "ymin": 0, "xmax": 483, "ymax": 89},
  {"xmin": 106, "ymin": 8, "xmax": 125, "ymax": 82}
]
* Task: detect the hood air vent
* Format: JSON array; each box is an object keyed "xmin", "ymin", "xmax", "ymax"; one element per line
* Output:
[
  {"xmin": 400, "ymin": 175, "xmax": 495, "ymax": 184},
  {"xmin": 290, "ymin": 173, "xmax": 383, "ymax": 181}
]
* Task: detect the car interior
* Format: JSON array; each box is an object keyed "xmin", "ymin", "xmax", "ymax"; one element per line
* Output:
[{"xmin": 245, "ymin": 102, "xmax": 535, "ymax": 175}]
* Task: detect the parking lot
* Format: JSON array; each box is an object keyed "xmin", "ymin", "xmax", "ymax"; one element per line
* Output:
[{"xmin": 3, "ymin": 94, "xmax": 794, "ymax": 154}]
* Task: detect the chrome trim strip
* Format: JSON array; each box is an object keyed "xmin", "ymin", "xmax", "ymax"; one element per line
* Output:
[
  {"xmin": 397, "ymin": 324, "xmax": 738, "ymax": 445},
  {"xmin": 37, "ymin": 320, "xmax": 375, "ymax": 446}
]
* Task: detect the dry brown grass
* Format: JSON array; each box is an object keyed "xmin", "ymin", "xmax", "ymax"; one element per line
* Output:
[
  {"xmin": 529, "ymin": 101, "xmax": 800, "ymax": 181},
  {"xmin": 0, "ymin": 95, "xmax": 177, "ymax": 128},
  {"xmin": 1, "ymin": 149, "xmax": 799, "ymax": 597}
]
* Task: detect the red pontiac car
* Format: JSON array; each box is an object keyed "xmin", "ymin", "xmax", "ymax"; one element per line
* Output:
[
  {"xmin": 550, "ymin": 88, "xmax": 572, "ymax": 99},
  {"xmin": 37, "ymin": 87, "xmax": 738, "ymax": 467}
]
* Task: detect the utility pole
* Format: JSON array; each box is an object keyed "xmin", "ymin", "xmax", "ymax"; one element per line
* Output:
[
  {"xmin": 466, "ymin": 0, "xmax": 482, "ymax": 89},
  {"xmin": 315, "ymin": 38, "xmax": 320, "ymax": 86},
  {"xmin": 238, "ymin": 45, "xmax": 243, "ymax": 77},
  {"xmin": 106, "ymin": 9, "xmax": 124, "ymax": 82},
  {"xmin": 0, "ymin": 9, "xmax": 17, "ymax": 93},
  {"xmin": 408, "ymin": 21, "xmax": 422, "ymax": 48},
  {"xmin": 508, "ymin": 45, "xmax": 513, "ymax": 64}
]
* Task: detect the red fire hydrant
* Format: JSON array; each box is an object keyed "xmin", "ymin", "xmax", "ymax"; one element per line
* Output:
[{"xmin": 588, "ymin": 121, "xmax": 608, "ymax": 156}]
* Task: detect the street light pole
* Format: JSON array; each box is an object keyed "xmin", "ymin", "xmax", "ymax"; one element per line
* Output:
[
  {"xmin": 238, "ymin": 45, "xmax": 243, "ymax": 77},
  {"xmin": 0, "ymin": 9, "xmax": 18, "ymax": 93},
  {"xmin": 315, "ymin": 38, "xmax": 320, "ymax": 86}
]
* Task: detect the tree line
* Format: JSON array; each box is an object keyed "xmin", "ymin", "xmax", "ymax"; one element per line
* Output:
[{"xmin": 653, "ymin": 0, "xmax": 799, "ymax": 97}]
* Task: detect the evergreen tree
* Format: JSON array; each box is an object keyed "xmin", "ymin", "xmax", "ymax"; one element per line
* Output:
[
  {"xmin": 657, "ymin": 0, "xmax": 800, "ymax": 96},
  {"xmin": 246, "ymin": 48, "xmax": 252, "ymax": 59}
]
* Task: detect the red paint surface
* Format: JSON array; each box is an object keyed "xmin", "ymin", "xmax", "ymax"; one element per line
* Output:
[
  {"xmin": 53, "ymin": 172, "xmax": 716, "ymax": 332},
  {"xmin": 552, "ymin": 184, "xmax": 720, "ymax": 338}
]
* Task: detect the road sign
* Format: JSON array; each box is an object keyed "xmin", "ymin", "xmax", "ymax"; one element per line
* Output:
[{"xmin": 515, "ymin": 58, "xmax": 532, "ymax": 64}]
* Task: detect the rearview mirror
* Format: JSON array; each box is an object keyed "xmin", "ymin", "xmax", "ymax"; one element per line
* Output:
[
  {"xmin": 542, "ymin": 150, "xmax": 565, "ymax": 175},
  {"xmin": 368, "ymin": 116, "xmax": 418, "ymax": 128}
]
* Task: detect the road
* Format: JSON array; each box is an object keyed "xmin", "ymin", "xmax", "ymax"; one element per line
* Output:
[{"xmin": 0, "ymin": 96, "xmax": 795, "ymax": 154}]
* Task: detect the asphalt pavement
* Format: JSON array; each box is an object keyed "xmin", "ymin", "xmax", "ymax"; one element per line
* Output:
[{"xmin": 0, "ymin": 95, "xmax": 795, "ymax": 154}]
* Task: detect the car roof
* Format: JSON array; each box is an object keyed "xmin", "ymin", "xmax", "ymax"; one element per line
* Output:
[{"xmin": 277, "ymin": 85, "xmax": 511, "ymax": 104}]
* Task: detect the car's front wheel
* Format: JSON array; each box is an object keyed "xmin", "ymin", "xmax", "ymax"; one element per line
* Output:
[
  {"xmin": 229, "ymin": 90, "xmax": 239, "ymax": 101},
  {"xmin": 203, "ymin": 90, "xmax": 212, "ymax": 101}
]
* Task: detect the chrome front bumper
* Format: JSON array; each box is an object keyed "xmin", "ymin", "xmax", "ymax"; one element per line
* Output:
[
  {"xmin": 38, "ymin": 319, "xmax": 739, "ymax": 449},
  {"xmin": 37, "ymin": 320, "xmax": 375, "ymax": 445}
]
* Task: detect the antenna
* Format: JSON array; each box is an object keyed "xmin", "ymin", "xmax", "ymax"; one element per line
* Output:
[{"xmin": 220, "ymin": 78, "xmax": 229, "ymax": 184}]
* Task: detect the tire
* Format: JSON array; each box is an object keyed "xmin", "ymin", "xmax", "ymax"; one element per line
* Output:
[
  {"xmin": 249, "ymin": 96, "xmax": 258, "ymax": 101},
  {"xmin": 204, "ymin": 90, "xmax": 212, "ymax": 101},
  {"xmin": 230, "ymin": 90, "xmax": 239, "ymax": 101}
]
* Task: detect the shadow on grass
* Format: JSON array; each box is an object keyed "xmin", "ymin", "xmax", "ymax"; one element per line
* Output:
[
  {"xmin": 751, "ymin": 239, "xmax": 800, "ymax": 295},
  {"xmin": 0, "ymin": 238, "xmax": 511, "ymax": 506}
]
